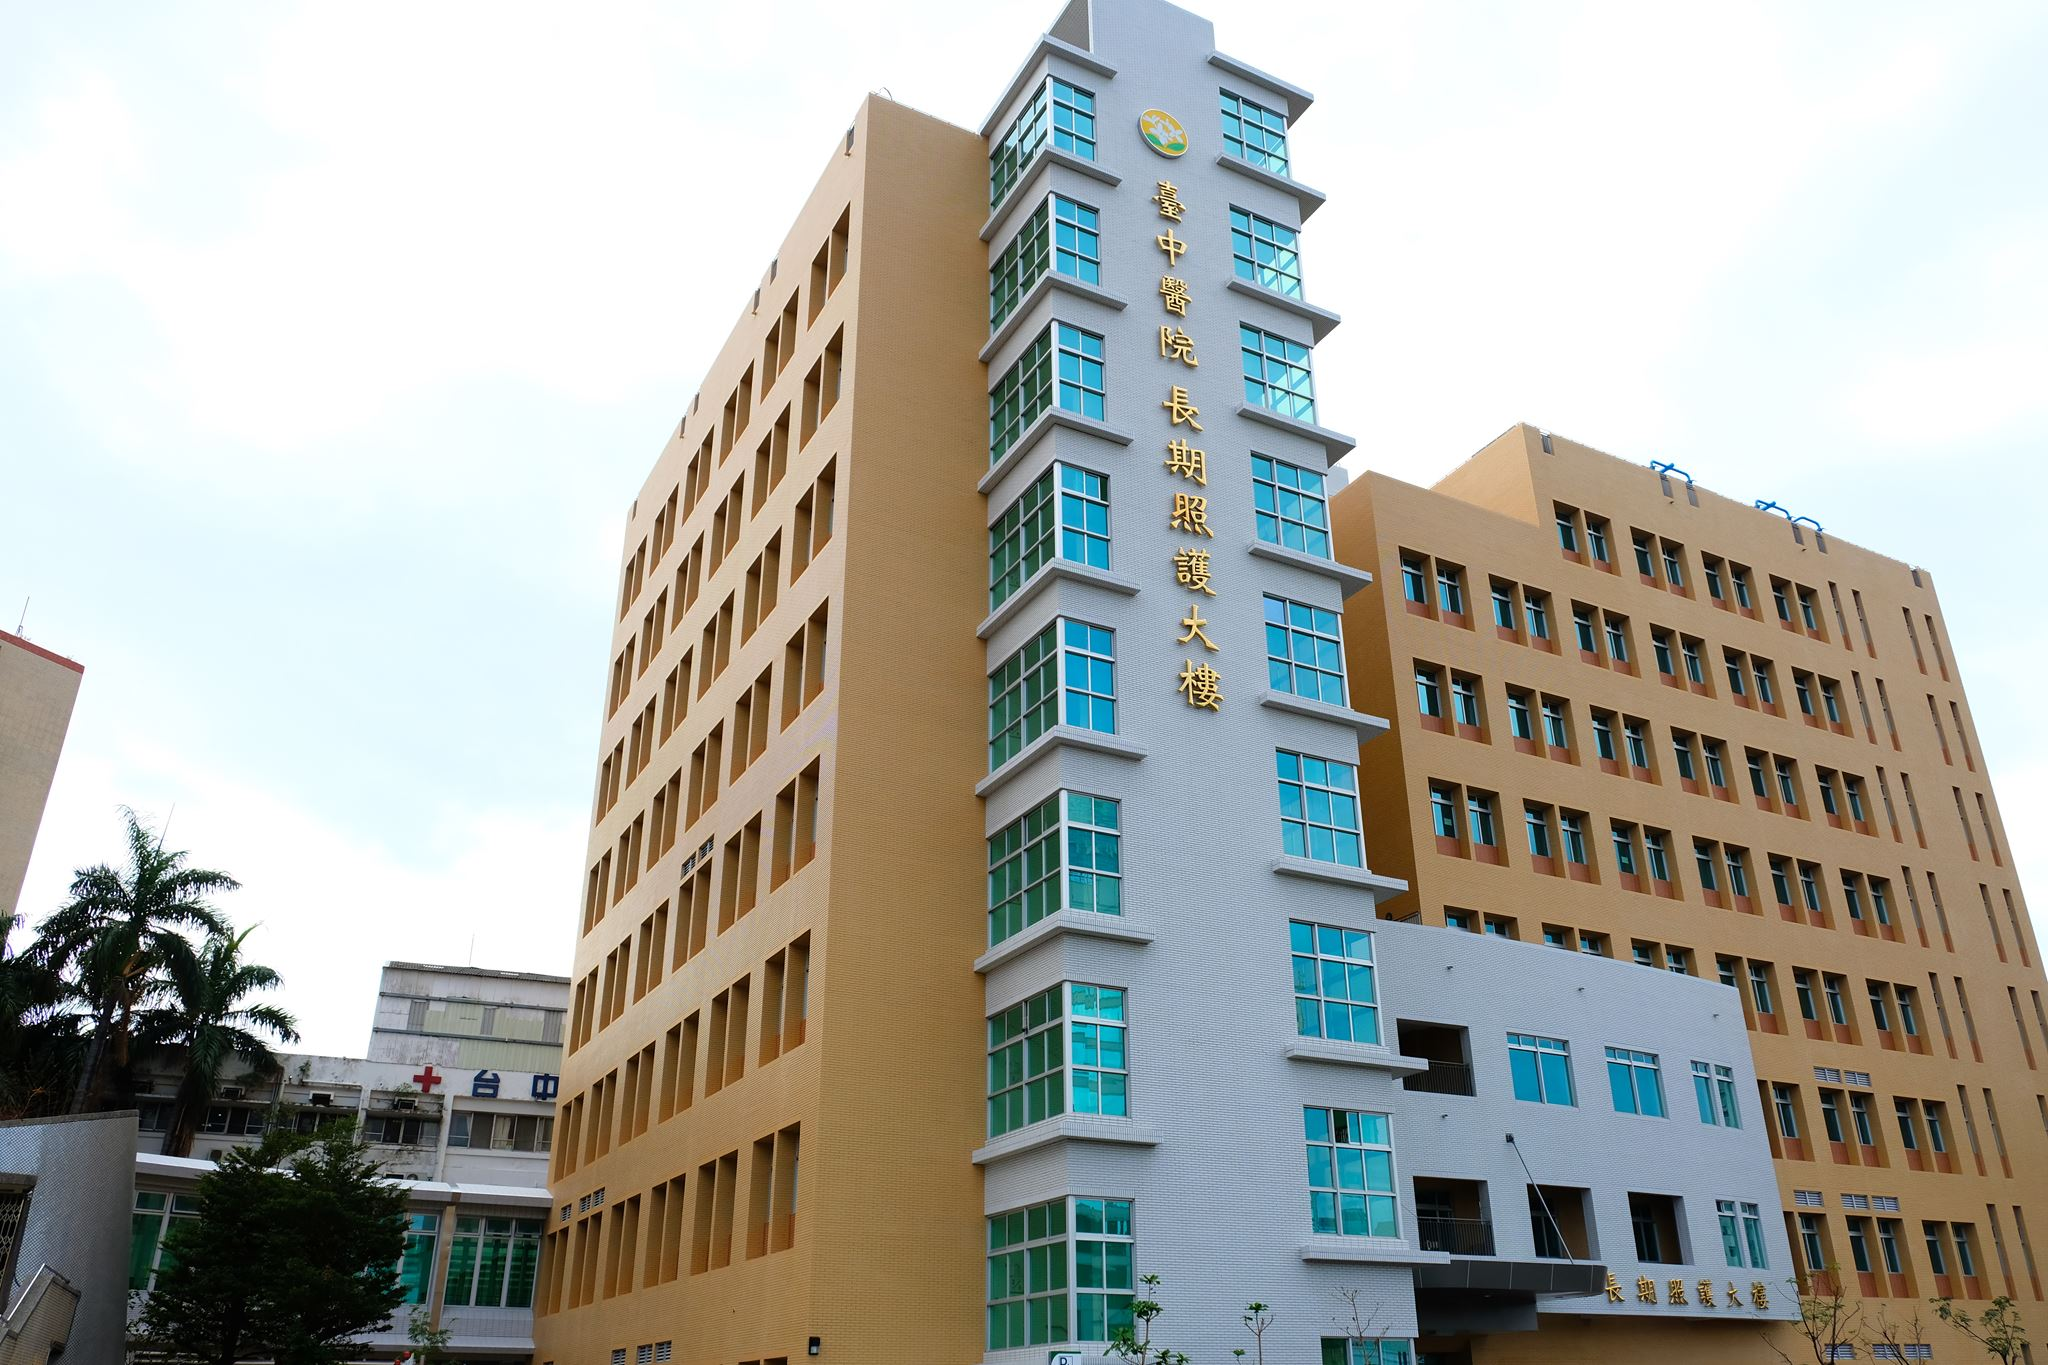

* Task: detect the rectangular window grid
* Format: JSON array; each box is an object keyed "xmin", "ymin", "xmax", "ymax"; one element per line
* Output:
[
  {"xmin": 1606, "ymin": 1047, "xmax": 1667, "ymax": 1117},
  {"xmin": 1251, "ymin": 454, "xmax": 1330, "ymax": 557},
  {"xmin": 1305, "ymin": 1106, "xmax": 1397, "ymax": 1237},
  {"xmin": 990, "ymin": 464, "xmax": 1112, "ymax": 610},
  {"xmin": 987, "ymin": 982, "xmax": 1128, "ymax": 1137},
  {"xmin": 1291, "ymin": 921, "xmax": 1380, "ymax": 1045},
  {"xmin": 1221, "ymin": 89, "xmax": 1290, "ymax": 174},
  {"xmin": 1240, "ymin": 324, "xmax": 1315, "ymax": 421},
  {"xmin": 987, "ymin": 1197, "xmax": 1134, "ymax": 1348},
  {"xmin": 1277, "ymin": 751, "xmax": 1362, "ymax": 866},
  {"xmin": 990, "ymin": 77, "xmax": 1097, "ymax": 207},
  {"xmin": 990, "ymin": 195, "xmax": 1103, "ymax": 330},
  {"xmin": 989, "ymin": 322, "xmax": 1105, "ymax": 462},
  {"xmin": 1229, "ymin": 205, "xmax": 1303, "ymax": 296},
  {"xmin": 1265, "ymin": 595, "xmax": 1347, "ymax": 706},
  {"xmin": 986, "ymin": 791, "xmax": 1121, "ymax": 945},
  {"xmin": 1509, "ymin": 1034, "xmax": 1575, "ymax": 1105}
]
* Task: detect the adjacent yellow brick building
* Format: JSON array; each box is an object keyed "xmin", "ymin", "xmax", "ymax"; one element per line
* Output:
[{"xmin": 1334, "ymin": 424, "xmax": 2048, "ymax": 1360}]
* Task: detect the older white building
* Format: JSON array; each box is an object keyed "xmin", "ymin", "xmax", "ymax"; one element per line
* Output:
[{"xmin": 128, "ymin": 961, "xmax": 567, "ymax": 1362}]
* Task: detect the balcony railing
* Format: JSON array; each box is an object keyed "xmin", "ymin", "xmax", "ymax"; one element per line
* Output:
[
  {"xmin": 1402, "ymin": 1060, "xmax": 1475, "ymax": 1096},
  {"xmin": 1416, "ymin": 1215, "xmax": 1495, "ymax": 1257}
]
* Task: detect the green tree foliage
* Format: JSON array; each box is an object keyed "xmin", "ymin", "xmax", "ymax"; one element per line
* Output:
[
  {"xmin": 1935, "ymin": 1295, "xmax": 2029, "ymax": 1365},
  {"xmin": 139, "ymin": 926, "xmax": 301, "ymax": 1157},
  {"xmin": 33, "ymin": 807, "xmax": 234, "ymax": 1112},
  {"xmin": 0, "ymin": 808, "xmax": 294, "ymax": 1124},
  {"xmin": 134, "ymin": 1126, "xmax": 408, "ymax": 1365}
]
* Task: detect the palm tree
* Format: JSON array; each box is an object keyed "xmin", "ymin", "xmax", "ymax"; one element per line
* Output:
[
  {"xmin": 0, "ymin": 911, "xmax": 83, "ymax": 1118},
  {"xmin": 141, "ymin": 926, "xmax": 300, "ymax": 1158},
  {"xmin": 34, "ymin": 807, "xmax": 234, "ymax": 1113}
]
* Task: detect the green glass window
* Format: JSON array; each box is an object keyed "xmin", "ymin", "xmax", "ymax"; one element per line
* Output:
[
  {"xmin": 398, "ymin": 1212, "xmax": 440, "ymax": 1305},
  {"xmin": 1073, "ymin": 1196, "xmax": 1135, "ymax": 1341},
  {"xmin": 988, "ymin": 623, "xmax": 1058, "ymax": 769},
  {"xmin": 1229, "ymin": 206, "xmax": 1303, "ymax": 296},
  {"xmin": 990, "ymin": 322, "xmax": 1106, "ymax": 462},
  {"xmin": 987, "ymin": 982, "xmax": 1127, "ymax": 1137},
  {"xmin": 1290, "ymin": 921, "xmax": 1379, "ymax": 1044},
  {"xmin": 1304, "ymin": 1107, "xmax": 1398, "ymax": 1238},
  {"xmin": 130, "ymin": 1191, "xmax": 202, "ymax": 1292},
  {"xmin": 988, "ymin": 619, "xmax": 1115, "ymax": 770},
  {"xmin": 1240, "ymin": 324, "xmax": 1315, "ymax": 421},
  {"xmin": 1605, "ymin": 1047, "xmax": 1666, "ymax": 1117},
  {"xmin": 129, "ymin": 1193, "xmax": 166, "ymax": 1293},
  {"xmin": 989, "ymin": 463, "xmax": 1111, "ymax": 611},
  {"xmin": 1323, "ymin": 1340, "xmax": 1416, "ymax": 1365},
  {"xmin": 988, "ymin": 985, "xmax": 1067, "ymax": 1136},
  {"xmin": 1251, "ymin": 453, "xmax": 1331, "ymax": 557},
  {"xmin": 988, "ymin": 1196, "xmax": 1131, "ymax": 1348},
  {"xmin": 1264, "ymin": 594, "xmax": 1346, "ymax": 706},
  {"xmin": 1508, "ymin": 1033, "xmax": 1575, "ymax": 1105},
  {"xmin": 1220, "ymin": 89, "xmax": 1290, "ymax": 175},
  {"xmin": 991, "ymin": 196, "xmax": 1103, "ymax": 329},
  {"xmin": 986, "ymin": 791, "xmax": 1120, "ymax": 946},
  {"xmin": 990, "ymin": 329, "xmax": 1053, "ymax": 462},
  {"xmin": 990, "ymin": 78, "xmax": 1098, "ymax": 208},
  {"xmin": 443, "ymin": 1215, "xmax": 543, "ymax": 1308},
  {"xmin": 1276, "ymin": 749, "xmax": 1361, "ymax": 866}
]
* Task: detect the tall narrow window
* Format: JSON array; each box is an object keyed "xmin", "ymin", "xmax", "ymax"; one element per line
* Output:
[
  {"xmin": 1251, "ymin": 454, "xmax": 1330, "ymax": 557},
  {"xmin": 1277, "ymin": 751, "xmax": 1362, "ymax": 867},
  {"xmin": 1228, "ymin": 206, "xmax": 1303, "ymax": 296},
  {"xmin": 1265, "ymin": 596, "xmax": 1347, "ymax": 706},
  {"xmin": 1220, "ymin": 89, "xmax": 1290, "ymax": 175},
  {"xmin": 1291, "ymin": 922, "xmax": 1379, "ymax": 1045},
  {"xmin": 1692, "ymin": 1061, "xmax": 1741, "ymax": 1127},
  {"xmin": 1304, "ymin": 1107, "xmax": 1397, "ymax": 1237},
  {"xmin": 1606, "ymin": 1047, "xmax": 1666, "ymax": 1117},
  {"xmin": 1239, "ymin": 324, "xmax": 1315, "ymax": 420}
]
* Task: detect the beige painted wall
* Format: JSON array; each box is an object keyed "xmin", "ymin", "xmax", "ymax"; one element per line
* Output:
[{"xmin": 0, "ymin": 631, "xmax": 82, "ymax": 926}]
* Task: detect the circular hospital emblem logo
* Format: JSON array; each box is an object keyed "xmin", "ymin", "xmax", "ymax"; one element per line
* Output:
[{"xmin": 1139, "ymin": 108, "xmax": 1188, "ymax": 157}]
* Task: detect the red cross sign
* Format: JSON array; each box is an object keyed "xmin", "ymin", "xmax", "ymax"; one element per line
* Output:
[{"xmin": 412, "ymin": 1065, "xmax": 443, "ymax": 1094}]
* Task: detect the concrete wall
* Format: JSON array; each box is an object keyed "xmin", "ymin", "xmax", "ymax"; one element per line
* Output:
[{"xmin": 0, "ymin": 1111, "xmax": 135, "ymax": 1365}]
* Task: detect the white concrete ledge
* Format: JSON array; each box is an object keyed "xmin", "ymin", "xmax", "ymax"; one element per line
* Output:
[
  {"xmin": 983, "ymin": 273, "xmax": 1131, "ymax": 364},
  {"xmin": 982, "ymin": 407, "xmax": 1136, "ymax": 496},
  {"xmin": 982, "ymin": 147, "xmax": 1123, "ymax": 242},
  {"xmin": 1283, "ymin": 1039, "xmax": 1431, "ymax": 1074},
  {"xmin": 980, "ymin": 561, "xmax": 1142, "ymax": 641},
  {"xmin": 972, "ymin": 1115, "xmax": 1164, "ymax": 1166},
  {"xmin": 1299, "ymin": 1238, "xmax": 1450, "ymax": 1266},
  {"xmin": 1209, "ymin": 50, "xmax": 1316, "ymax": 117},
  {"xmin": 1227, "ymin": 277, "xmax": 1341, "ymax": 343},
  {"xmin": 1272, "ymin": 856, "xmax": 1409, "ymax": 898},
  {"xmin": 1237, "ymin": 402, "xmax": 1356, "ymax": 459},
  {"xmin": 977, "ymin": 725, "xmax": 1147, "ymax": 800},
  {"xmin": 1259, "ymin": 689, "xmax": 1390, "ymax": 741},
  {"xmin": 974, "ymin": 909, "xmax": 1157, "ymax": 975},
  {"xmin": 979, "ymin": 38, "xmax": 1118, "ymax": 138},
  {"xmin": 1246, "ymin": 540, "xmax": 1373, "ymax": 596},
  {"xmin": 1216, "ymin": 152, "xmax": 1328, "ymax": 220}
]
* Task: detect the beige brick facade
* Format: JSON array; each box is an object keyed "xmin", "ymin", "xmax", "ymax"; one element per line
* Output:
[
  {"xmin": 1334, "ymin": 423, "xmax": 2048, "ymax": 1360},
  {"xmin": 536, "ymin": 98, "xmax": 989, "ymax": 1365}
]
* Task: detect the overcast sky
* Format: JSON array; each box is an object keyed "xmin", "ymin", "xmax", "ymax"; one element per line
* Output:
[{"xmin": 4, "ymin": 0, "xmax": 2043, "ymax": 1054}]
